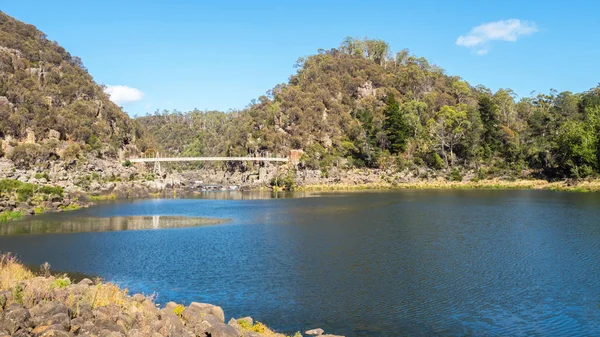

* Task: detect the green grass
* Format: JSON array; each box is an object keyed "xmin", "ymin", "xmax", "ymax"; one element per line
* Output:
[
  {"xmin": 0, "ymin": 211, "xmax": 23, "ymax": 222},
  {"xmin": 59, "ymin": 204, "xmax": 80, "ymax": 212},
  {"xmin": 38, "ymin": 185, "xmax": 64, "ymax": 196},
  {"xmin": 51, "ymin": 278, "xmax": 71, "ymax": 289},
  {"xmin": 89, "ymin": 194, "xmax": 116, "ymax": 201},
  {"xmin": 34, "ymin": 172, "xmax": 50, "ymax": 181}
]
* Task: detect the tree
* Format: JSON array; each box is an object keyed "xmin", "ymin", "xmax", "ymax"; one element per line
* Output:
[
  {"xmin": 427, "ymin": 105, "xmax": 471, "ymax": 166},
  {"xmin": 478, "ymin": 95, "xmax": 501, "ymax": 155},
  {"xmin": 553, "ymin": 120, "xmax": 597, "ymax": 178},
  {"xmin": 383, "ymin": 94, "xmax": 411, "ymax": 154}
]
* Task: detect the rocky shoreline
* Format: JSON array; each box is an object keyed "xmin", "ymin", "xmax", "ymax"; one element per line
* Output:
[
  {"xmin": 0, "ymin": 254, "xmax": 343, "ymax": 337},
  {"xmin": 2, "ymin": 153, "xmax": 600, "ymax": 222}
]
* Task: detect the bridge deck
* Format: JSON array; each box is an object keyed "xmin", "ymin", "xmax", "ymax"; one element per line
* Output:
[{"xmin": 129, "ymin": 157, "xmax": 289, "ymax": 163}]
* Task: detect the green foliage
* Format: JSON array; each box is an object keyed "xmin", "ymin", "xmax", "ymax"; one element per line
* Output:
[
  {"xmin": 126, "ymin": 35, "xmax": 600, "ymax": 180},
  {"xmin": 426, "ymin": 153, "xmax": 445, "ymax": 170},
  {"xmin": 12, "ymin": 284, "xmax": 24, "ymax": 305},
  {"xmin": 38, "ymin": 185, "xmax": 64, "ymax": 196},
  {"xmin": 34, "ymin": 172, "xmax": 50, "ymax": 180},
  {"xmin": 16, "ymin": 183, "xmax": 35, "ymax": 202},
  {"xmin": 62, "ymin": 142, "xmax": 81, "ymax": 161},
  {"xmin": 59, "ymin": 204, "xmax": 80, "ymax": 211},
  {"xmin": 384, "ymin": 93, "xmax": 412, "ymax": 154},
  {"xmin": 553, "ymin": 119, "xmax": 598, "ymax": 178},
  {"xmin": 447, "ymin": 168, "xmax": 463, "ymax": 182},
  {"xmin": 271, "ymin": 171, "xmax": 297, "ymax": 191},
  {"xmin": 122, "ymin": 159, "xmax": 132, "ymax": 167},
  {"xmin": 51, "ymin": 278, "xmax": 71, "ymax": 289},
  {"xmin": 7, "ymin": 144, "xmax": 42, "ymax": 169},
  {"xmin": 0, "ymin": 211, "xmax": 23, "ymax": 222}
]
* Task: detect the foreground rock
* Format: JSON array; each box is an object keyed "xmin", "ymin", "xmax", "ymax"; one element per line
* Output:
[{"xmin": 0, "ymin": 256, "xmax": 342, "ymax": 337}]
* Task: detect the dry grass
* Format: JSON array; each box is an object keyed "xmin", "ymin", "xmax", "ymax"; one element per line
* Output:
[
  {"xmin": 297, "ymin": 178, "xmax": 600, "ymax": 193},
  {"xmin": 89, "ymin": 281, "xmax": 130, "ymax": 308},
  {"xmin": 0, "ymin": 253, "xmax": 34, "ymax": 291},
  {"xmin": 238, "ymin": 320, "xmax": 301, "ymax": 337}
]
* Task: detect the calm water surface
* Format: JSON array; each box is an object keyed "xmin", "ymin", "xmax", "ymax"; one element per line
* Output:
[{"xmin": 1, "ymin": 190, "xmax": 600, "ymax": 336}]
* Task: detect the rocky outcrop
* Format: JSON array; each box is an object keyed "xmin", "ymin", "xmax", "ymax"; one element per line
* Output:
[{"xmin": 0, "ymin": 271, "xmax": 336, "ymax": 337}]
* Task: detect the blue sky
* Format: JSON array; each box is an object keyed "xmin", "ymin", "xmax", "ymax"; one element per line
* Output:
[{"xmin": 3, "ymin": 0, "xmax": 600, "ymax": 115}]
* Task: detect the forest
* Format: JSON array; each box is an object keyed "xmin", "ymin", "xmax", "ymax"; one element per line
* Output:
[
  {"xmin": 1, "ymin": 8, "xmax": 599, "ymax": 181},
  {"xmin": 137, "ymin": 37, "xmax": 600, "ymax": 180}
]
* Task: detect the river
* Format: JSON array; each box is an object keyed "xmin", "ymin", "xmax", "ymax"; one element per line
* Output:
[{"xmin": 1, "ymin": 190, "xmax": 600, "ymax": 336}]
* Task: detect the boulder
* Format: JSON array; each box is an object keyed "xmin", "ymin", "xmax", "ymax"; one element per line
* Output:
[
  {"xmin": 131, "ymin": 294, "xmax": 146, "ymax": 303},
  {"xmin": 77, "ymin": 278, "xmax": 94, "ymax": 286},
  {"xmin": 94, "ymin": 318, "xmax": 125, "ymax": 334},
  {"xmin": 305, "ymin": 328, "xmax": 325, "ymax": 335},
  {"xmin": 0, "ymin": 303, "xmax": 32, "ymax": 334},
  {"xmin": 227, "ymin": 318, "xmax": 242, "ymax": 334},
  {"xmin": 237, "ymin": 316, "xmax": 253, "ymax": 326},
  {"xmin": 187, "ymin": 302, "xmax": 225, "ymax": 323},
  {"xmin": 156, "ymin": 311, "xmax": 187, "ymax": 337},
  {"xmin": 48, "ymin": 129, "xmax": 61, "ymax": 140},
  {"xmin": 206, "ymin": 322, "xmax": 239, "ymax": 337}
]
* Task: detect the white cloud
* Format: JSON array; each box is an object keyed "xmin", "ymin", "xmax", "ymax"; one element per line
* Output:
[
  {"xmin": 104, "ymin": 85, "xmax": 144, "ymax": 104},
  {"xmin": 456, "ymin": 19, "xmax": 537, "ymax": 55}
]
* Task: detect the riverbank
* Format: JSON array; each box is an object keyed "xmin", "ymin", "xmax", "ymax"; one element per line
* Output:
[
  {"xmin": 0, "ymin": 254, "xmax": 342, "ymax": 337},
  {"xmin": 0, "ymin": 178, "xmax": 89, "ymax": 223},
  {"xmin": 295, "ymin": 178, "xmax": 600, "ymax": 192}
]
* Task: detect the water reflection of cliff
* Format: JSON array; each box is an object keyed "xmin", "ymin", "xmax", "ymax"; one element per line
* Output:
[{"xmin": 0, "ymin": 216, "xmax": 229, "ymax": 235}]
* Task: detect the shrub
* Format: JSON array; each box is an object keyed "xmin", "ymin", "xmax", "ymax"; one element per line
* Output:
[
  {"xmin": 270, "ymin": 171, "xmax": 296, "ymax": 191},
  {"xmin": 51, "ymin": 277, "xmax": 71, "ymax": 289},
  {"xmin": 16, "ymin": 183, "xmax": 35, "ymax": 202},
  {"xmin": 447, "ymin": 168, "xmax": 463, "ymax": 182},
  {"xmin": 0, "ymin": 179, "xmax": 22, "ymax": 193},
  {"xmin": 122, "ymin": 160, "xmax": 132, "ymax": 167},
  {"xmin": 425, "ymin": 152, "xmax": 444, "ymax": 170},
  {"xmin": 38, "ymin": 185, "xmax": 64, "ymax": 197},
  {"xmin": 173, "ymin": 304, "xmax": 185, "ymax": 317},
  {"xmin": 62, "ymin": 142, "xmax": 81, "ymax": 161},
  {"xmin": 0, "ymin": 211, "xmax": 23, "ymax": 222},
  {"xmin": 7, "ymin": 144, "xmax": 41, "ymax": 169},
  {"xmin": 34, "ymin": 172, "xmax": 50, "ymax": 180}
]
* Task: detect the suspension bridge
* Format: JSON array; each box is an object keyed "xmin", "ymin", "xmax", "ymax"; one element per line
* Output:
[{"xmin": 128, "ymin": 154, "xmax": 293, "ymax": 175}]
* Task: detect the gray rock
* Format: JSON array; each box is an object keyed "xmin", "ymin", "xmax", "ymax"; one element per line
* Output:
[
  {"xmin": 164, "ymin": 302, "xmax": 178, "ymax": 311},
  {"xmin": 227, "ymin": 318, "xmax": 242, "ymax": 334},
  {"xmin": 0, "ymin": 303, "xmax": 32, "ymax": 334},
  {"xmin": 94, "ymin": 318, "xmax": 125, "ymax": 334},
  {"xmin": 188, "ymin": 302, "xmax": 225, "ymax": 323},
  {"xmin": 131, "ymin": 294, "xmax": 146, "ymax": 303},
  {"xmin": 78, "ymin": 278, "xmax": 94, "ymax": 286},
  {"xmin": 39, "ymin": 313, "xmax": 70, "ymax": 330},
  {"xmin": 305, "ymin": 328, "xmax": 325, "ymax": 335},
  {"xmin": 207, "ymin": 322, "xmax": 239, "ymax": 337},
  {"xmin": 74, "ymin": 302, "xmax": 93, "ymax": 320}
]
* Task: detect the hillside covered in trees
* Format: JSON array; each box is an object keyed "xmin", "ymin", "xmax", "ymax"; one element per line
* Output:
[
  {"xmin": 0, "ymin": 11, "xmax": 149, "ymax": 168},
  {"xmin": 138, "ymin": 37, "xmax": 600, "ymax": 180}
]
